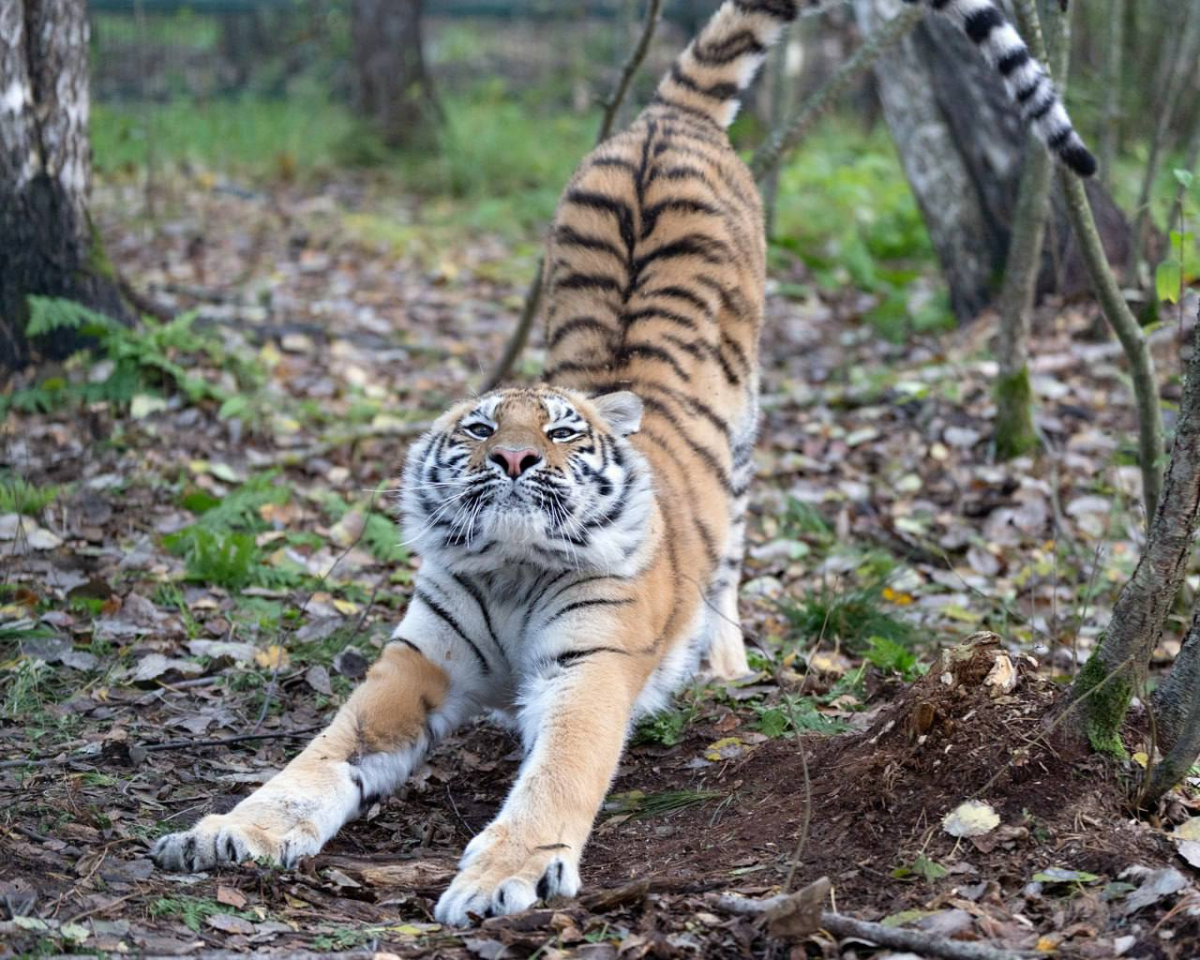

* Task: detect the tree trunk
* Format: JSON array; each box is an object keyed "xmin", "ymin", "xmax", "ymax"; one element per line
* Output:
[
  {"xmin": 0, "ymin": 0, "xmax": 127, "ymax": 373},
  {"xmin": 852, "ymin": 0, "xmax": 1134, "ymax": 323},
  {"xmin": 1069, "ymin": 309, "xmax": 1200, "ymax": 756},
  {"xmin": 351, "ymin": 0, "xmax": 440, "ymax": 150}
]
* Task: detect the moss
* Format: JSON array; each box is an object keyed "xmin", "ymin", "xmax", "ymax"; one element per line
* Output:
[
  {"xmin": 86, "ymin": 216, "xmax": 117, "ymax": 282},
  {"xmin": 1073, "ymin": 651, "xmax": 1133, "ymax": 758},
  {"xmin": 993, "ymin": 366, "xmax": 1039, "ymax": 460}
]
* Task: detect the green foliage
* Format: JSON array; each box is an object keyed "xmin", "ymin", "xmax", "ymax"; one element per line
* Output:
[
  {"xmin": 632, "ymin": 705, "xmax": 695, "ymax": 747},
  {"xmin": 93, "ymin": 93, "xmax": 355, "ymax": 180},
  {"xmin": 5, "ymin": 298, "xmax": 264, "ymax": 418},
  {"xmin": 167, "ymin": 527, "xmax": 258, "ymax": 590},
  {"xmin": 770, "ymin": 124, "xmax": 953, "ymax": 341},
  {"xmin": 150, "ymin": 896, "xmax": 256, "ymax": 934},
  {"xmin": 181, "ymin": 472, "xmax": 289, "ymax": 534},
  {"xmin": 754, "ymin": 694, "xmax": 847, "ymax": 738},
  {"xmin": 0, "ymin": 475, "xmax": 62, "ymax": 516},
  {"xmin": 892, "ymin": 853, "xmax": 948, "ymax": 882},
  {"xmin": 779, "ymin": 498, "xmax": 832, "ymax": 542},
  {"xmin": 781, "ymin": 575, "xmax": 913, "ymax": 654},
  {"xmin": 166, "ymin": 473, "xmax": 303, "ymax": 591},
  {"xmin": 362, "ymin": 512, "xmax": 408, "ymax": 564},
  {"xmin": 864, "ymin": 635, "xmax": 926, "ymax": 680}
]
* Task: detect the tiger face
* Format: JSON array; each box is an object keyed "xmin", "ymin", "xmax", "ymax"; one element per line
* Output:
[{"xmin": 400, "ymin": 387, "xmax": 652, "ymax": 572}]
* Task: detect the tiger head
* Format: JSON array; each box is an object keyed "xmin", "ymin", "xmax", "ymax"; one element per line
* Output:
[{"xmin": 399, "ymin": 386, "xmax": 653, "ymax": 572}]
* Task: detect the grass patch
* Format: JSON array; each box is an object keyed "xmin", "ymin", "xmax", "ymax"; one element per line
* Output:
[
  {"xmin": 0, "ymin": 475, "xmax": 62, "ymax": 516},
  {"xmin": 631, "ymin": 703, "xmax": 698, "ymax": 748},
  {"xmin": 781, "ymin": 576, "xmax": 914, "ymax": 655}
]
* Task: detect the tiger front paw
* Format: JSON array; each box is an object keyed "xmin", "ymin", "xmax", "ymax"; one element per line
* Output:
[
  {"xmin": 151, "ymin": 811, "xmax": 321, "ymax": 872},
  {"xmin": 433, "ymin": 824, "xmax": 581, "ymax": 926}
]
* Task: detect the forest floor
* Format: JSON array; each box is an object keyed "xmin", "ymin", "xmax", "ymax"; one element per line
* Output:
[{"xmin": 3, "ymin": 173, "xmax": 1200, "ymax": 958}]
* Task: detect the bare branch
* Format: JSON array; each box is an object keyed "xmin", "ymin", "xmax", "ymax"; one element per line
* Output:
[{"xmin": 750, "ymin": 4, "xmax": 925, "ymax": 182}]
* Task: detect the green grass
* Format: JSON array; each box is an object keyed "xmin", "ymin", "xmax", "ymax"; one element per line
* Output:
[
  {"xmin": 781, "ymin": 573, "xmax": 914, "ymax": 655},
  {"xmin": 0, "ymin": 475, "xmax": 62, "ymax": 516},
  {"xmin": 93, "ymin": 91, "xmax": 356, "ymax": 179}
]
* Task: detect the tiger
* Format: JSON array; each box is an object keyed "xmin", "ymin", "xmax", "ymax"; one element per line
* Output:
[{"xmin": 151, "ymin": 0, "xmax": 1094, "ymax": 926}]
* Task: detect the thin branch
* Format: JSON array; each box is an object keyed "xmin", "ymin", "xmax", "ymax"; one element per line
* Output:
[
  {"xmin": 1127, "ymin": 1, "xmax": 1200, "ymax": 282},
  {"xmin": 599, "ymin": 0, "xmax": 664, "ymax": 144},
  {"xmin": 712, "ymin": 895, "xmax": 1032, "ymax": 960},
  {"xmin": 750, "ymin": 4, "xmax": 925, "ymax": 182},
  {"xmin": 480, "ymin": 0, "xmax": 664, "ymax": 392}
]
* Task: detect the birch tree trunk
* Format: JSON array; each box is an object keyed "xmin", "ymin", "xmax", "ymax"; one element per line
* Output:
[
  {"xmin": 0, "ymin": 0, "xmax": 127, "ymax": 372},
  {"xmin": 351, "ymin": 0, "xmax": 441, "ymax": 150}
]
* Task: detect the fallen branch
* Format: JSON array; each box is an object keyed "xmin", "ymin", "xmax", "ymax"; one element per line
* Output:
[
  {"xmin": 479, "ymin": 0, "xmax": 664, "ymax": 392},
  {"xmin": 750, "ymin": 3, "xmax": 925, "ymax": 181},
  {"xmin": 0, "ymin": 725, "xmax": 322, "ymax": 771},
  {"xmin": 713, "ymin": 891, "xmax": 1033, "ymax": 960}
]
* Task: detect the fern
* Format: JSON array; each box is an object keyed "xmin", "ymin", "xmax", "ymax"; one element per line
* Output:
[
  {"xmin": 363, "ymin": 512, "xmax": 407, "ymax": 563},
  {"xmin": 25, "ymin": 296, "xmax": 118, "ymax": 337}
]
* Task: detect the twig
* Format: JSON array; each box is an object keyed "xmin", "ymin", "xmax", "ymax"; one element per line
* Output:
[
  {"xmin": 712, "ymin": 895, "xmax": 1032, "ymax": 960},
  {"xmin": 749, "ymin": 4, "xmax": 925, "ymax": 181},
  {"xmin": 480, "ymin": 0, "xmax": 664, "ymax": 392},
  {"xmin": 0, "ymin": 726, "xmax": 322, "ymax": 770}
]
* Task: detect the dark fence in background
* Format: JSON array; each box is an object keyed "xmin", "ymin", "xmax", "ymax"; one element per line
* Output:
[{"xmin": 88, "ymin": 0, "xmax": 714, "ymax": 104}]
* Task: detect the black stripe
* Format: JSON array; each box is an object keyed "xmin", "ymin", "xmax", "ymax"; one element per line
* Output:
[
  {"xmin": 556, "ymin": 271, "xmax": 622, "ymax": 293},
  {"xmin": 649, "ymin": 93, "xmax": 721, "ymax": 125},
  {"xmin": 547, "ymin": 597, "xmax": 634, "ymax": 624},
  {"xmin": 643, "ymin": 284, "xmax": 713, "ymax": 316},
  {"xmin": 549, "ymin": 316, "xmax": 613, "ymax": 350},
  {"xmin": 564, "ymin": 189, "xmax": 636, "ymax": 254},
  {"xmin": 633, "ymin": 235, "xmax": 729, "ymax": 275},
  {"xmin": 555, "ymin": 225, "xmax": 624, "ymax": 262},
  {"xmin": 997, "ymin": 48, "xmax": 1029, "ymax": 77},
  {"xmin": 641, "ymin": 198, "xmax": 721, "ymax": 240},
  {"xmin": 640, "ymin": 424, "xmax": 733, "ymax": 492},
  {"xmin": 555, "ymin": 646, "xmax": 632, "ymax": 668},
  {"xmin": 414, "ymin": 588, "xmax": 491, "ymax": 674},
  {"xmin": 546, "ymin": 359, "xmax": 611, "ymax": 380},
  {"xmin": 394, "ymin": 637, "xmax": 424, "ymax": 656},
  {"xmin": 1029, "ymin": 93, "xmax": 1056, "ymax": 121},
  {"xmin": 692, "ymin": 29, "xmax": 765, "ymax": 66},
  {"xmin": 622, "ymin": 306, "xmax": 699, "ymax": 332},
  {"xmin": 1016, "ymin": 79, "xmax": 1041, "ymax": 103},
  {"xmin": 450, "ymin": 572, "xmax": 505, "ymax": 663},
  {"xmin": 669, "ymin": 62, "xmax": 739, "ymax": 102},
  {"xmin": 1046, "ymin": 125, "xmax": 1072, "ymax": 149},
  {"xmin": 964, "ymin": 7, "xmax": 1004, "ymax": 45},
  {"xmin": 590, "ymin": 156, "xmax": 638, "ymax": 173},
  {"xmin": 732, "ymin": 0, "xmax": 797, "ymax": 19},
  {"xmin": 616, "ymin": 343, "xmax": 691, "ymax": 381}
]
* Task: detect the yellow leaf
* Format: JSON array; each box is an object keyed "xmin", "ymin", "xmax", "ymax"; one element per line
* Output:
[
  {"xmin": 255, "ymin": 645, "xmax": 290, "ymax": 670},
  {"xmin": 705, "ymin": 737, "xmax": 744, "ymax": 762},
  {"xmin": 882, "ymin": 587, "xmax": 914, "ymax": 606},
  {"xmin": 333, "ymin": 598, "xmax": 362, "ymax": 616},
  {"xmin": 1132, "ymin": 752, "xmax": 1149, "ymax": 768}
]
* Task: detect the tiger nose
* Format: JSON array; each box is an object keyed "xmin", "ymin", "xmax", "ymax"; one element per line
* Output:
[{"xmin": 490, "ymin": 447, "xmax": 542, "ymax": 478}]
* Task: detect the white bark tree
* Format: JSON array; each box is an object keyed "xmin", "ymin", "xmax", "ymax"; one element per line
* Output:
[{"xmin": 0, "ymin": 0, "xmax": 127, "ymax": 371}]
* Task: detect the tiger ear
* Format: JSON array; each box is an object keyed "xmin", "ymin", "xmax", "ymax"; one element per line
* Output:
[{"xmin": 592, "ymin": 391, "xmax": 642, "ymax": 437}]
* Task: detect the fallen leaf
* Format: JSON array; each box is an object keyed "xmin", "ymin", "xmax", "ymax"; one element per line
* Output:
[
  {"xmin": 765, "ymin": 876, "xmax": 830, "ymax": 939},
  {"xmin": 255, "ymin": 644, "xmax": 290, "ymax": 670},
  {"xmin": 206, "ymin": 913, "xmax": 255, "ymax": 935},
  {"xmin": 217, "ymin": 886, "xmax": 248, "ymax": 909},
  {"xmin": 942, "ymin": 800, "xmax": 1000, "ymax": 838}
]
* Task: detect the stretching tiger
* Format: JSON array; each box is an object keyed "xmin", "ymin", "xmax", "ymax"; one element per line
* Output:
[{"xmin": 152, "ymin": 0, "xmax": 1094, "ymax": 925}]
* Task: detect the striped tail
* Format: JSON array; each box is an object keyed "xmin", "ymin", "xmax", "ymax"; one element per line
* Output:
[
  {"xmin": 903, "ymin": 0, "xmax": 1097, "ymax": 176},
  {"xmin": 652, "ymin": 0, "xmax": 800, "ymax": 129}
]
